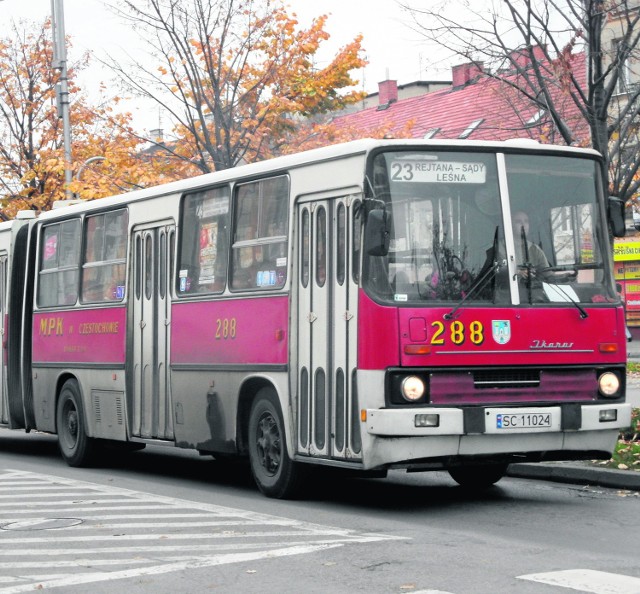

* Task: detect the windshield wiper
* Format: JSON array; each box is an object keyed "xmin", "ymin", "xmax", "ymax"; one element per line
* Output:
[
  {"xmin": 444, "ymin": 227, "xmax": 501, "ymax": 320},
  {"xmin": 542, "ymin": 281, "xmax": 589, "ymax": 319}
]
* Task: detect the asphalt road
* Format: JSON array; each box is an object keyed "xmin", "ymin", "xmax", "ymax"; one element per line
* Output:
[
  {"xmin": 626, "ymin": 376, "xmax": 640, "ymax": 407},
  {"xmin": 0, "ymin": 431, "xmax": 638, "ymax": 594}
]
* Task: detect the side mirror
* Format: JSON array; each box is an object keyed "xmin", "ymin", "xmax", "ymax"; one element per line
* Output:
[
  {"xmin": 608, "ymin": 195, "xmax": 626, "ymax": 237},
  {"xmin": 364, "ymin": 208, "xmax": 391, "ymax": 256}
]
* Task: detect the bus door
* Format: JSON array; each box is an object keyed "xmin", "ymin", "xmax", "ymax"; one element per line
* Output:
[
  {"xmin": 296, "ymin": 196, "xmax": 361, "ymax": 461},
  {"xmin": 0, "ymin": 252, "xmax": 7, "ymax": 425},
  {"xmin": 130, "ymin": 223, "xmax": 175, "ymax": 440}
]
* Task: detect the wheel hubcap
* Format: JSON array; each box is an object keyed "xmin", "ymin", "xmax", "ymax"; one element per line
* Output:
[
  {"xmin": 62, "ymin": 401, "xmax": 78, "ymax": 449},
  {"xmin": 67, "ymin": 410, "xmax": 78, "ymax": 440},
  {"xmin": 256, "ymin": 412, "xmax": 281, "ymax": 476}
]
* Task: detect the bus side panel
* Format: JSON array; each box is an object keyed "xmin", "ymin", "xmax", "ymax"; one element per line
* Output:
[
  {"xmin": 170, "ymin": 296, "xmax": 288, "ymax": 365},
  {"xmin": 32, "ymin": 307, "xmax": 126, "ymax": 365},
  {"xmin": 170, "ymin": 368, "xmax": 290, "ymax": 454},
  {"xmin": 31, "ymin": 307, "xmax": 126, "ymax": 435},
  {"xmin": 170, "ymin": 296, "xmax": 288, "ymax": 452},
  {"xmin": 357, "ymin": 291, "xmax": 400, "ymax": 370}
]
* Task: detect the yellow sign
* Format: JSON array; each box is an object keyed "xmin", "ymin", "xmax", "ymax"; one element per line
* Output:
[{"xmin": 614, "ymin": 240, "xmax": 640, "ymax": 261}]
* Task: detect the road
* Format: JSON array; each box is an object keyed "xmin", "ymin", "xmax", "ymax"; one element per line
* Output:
[{"xmin": 0, "ymin": 431, "xmax": 638, "ymax": 593}]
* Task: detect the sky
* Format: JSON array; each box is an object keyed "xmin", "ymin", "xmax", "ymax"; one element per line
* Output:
[{"xmin": 0, "ymin": 0, "xmax": 448, "ymax": 133}]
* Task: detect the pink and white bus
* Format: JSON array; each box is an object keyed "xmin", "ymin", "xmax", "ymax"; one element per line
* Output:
[{"xmin": 0, "ymin": 139, "xmax": 632, "ymax": 498}]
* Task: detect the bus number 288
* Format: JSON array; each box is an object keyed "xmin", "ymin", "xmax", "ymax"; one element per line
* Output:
[
  {"xmin": 430, "ymin": 320, "xmax": 484, "ymax": 346},
  {"xmin": 215, "ymin": 318, "xmax": 237, "ymax": 339}
]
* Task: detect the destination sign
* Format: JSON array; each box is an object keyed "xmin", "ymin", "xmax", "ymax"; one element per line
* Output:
[{"xmin": 390, "ymin": 160, "xmax": 486, "ymax": 183}]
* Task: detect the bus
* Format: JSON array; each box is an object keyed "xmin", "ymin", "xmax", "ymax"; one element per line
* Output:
[{"xmin": 0, "ymin": 138, "xmax": 631, "ymax": 498}]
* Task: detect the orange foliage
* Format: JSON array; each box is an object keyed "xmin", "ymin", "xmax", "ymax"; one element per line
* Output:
[
  {"xmin": 0, "ymin": 19, "xmax": 184, "ymax": 219},
  {"xmin": 154, "ymin": 3, "xmax": 367, "ymax": 168},
  {"xmin": 0, "ymin": 6, "xmax": 370, "ymax": 218}
]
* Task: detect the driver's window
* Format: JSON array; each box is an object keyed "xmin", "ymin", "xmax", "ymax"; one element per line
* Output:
[{"xmin": 551, "ymin": 204, "xmax": 595, "ymax": 266}]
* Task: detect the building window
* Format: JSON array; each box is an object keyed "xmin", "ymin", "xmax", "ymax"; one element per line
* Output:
[
  {"xmin": 614, "ymin": 38, "xmax": 633, "ymax": 95},
  {"xmin": 526, "ymin": 109, "xmax": 546, "ymax": 126},
  {"xmin": 459, "ymin": 118, "xmax": 484, "ymax": 139},
  {"xmin": 423, "ymin": 128, "xmax": 440, "ymax": 139}
]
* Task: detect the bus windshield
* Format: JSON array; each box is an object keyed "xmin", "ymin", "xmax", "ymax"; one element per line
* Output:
[{"xmin": 363, "ymin": 150, "xmax": 615, "ymax": 306}]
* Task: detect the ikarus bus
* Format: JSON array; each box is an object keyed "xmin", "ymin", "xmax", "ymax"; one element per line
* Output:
[{"xmin": 0, "ymin": 139, "xmax": 631, "ymax": 498}]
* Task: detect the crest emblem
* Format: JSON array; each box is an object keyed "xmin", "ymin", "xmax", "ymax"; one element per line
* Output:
[{"xmin": 492, "ymin": 320, "xmax": 511, "ymax": 345}]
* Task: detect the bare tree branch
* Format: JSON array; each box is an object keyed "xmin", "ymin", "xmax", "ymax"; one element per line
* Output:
[{"xmin": 400, "ymin": 0, "xmax": 640, "ymax": 204}]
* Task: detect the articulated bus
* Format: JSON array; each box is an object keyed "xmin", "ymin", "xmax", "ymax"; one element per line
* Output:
[{"xmin": 0, "ymin": 139, "xmax": 631, "ymax": 498}]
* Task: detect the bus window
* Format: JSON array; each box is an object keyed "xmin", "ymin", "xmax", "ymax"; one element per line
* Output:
[
  {"xmin": 159, "ymin": 231, "xmax": 167, "ymax": 299},
  {"xmin": 81, "ymin": 209, "xmax": 128, "ymax": 303},
  {"xmin": 37, "ymin": 219, "xmax": 81, "ymax": 307},
  {"xmin": 506, "ymin": 154, "xmax": 611, "ymax": 303},
  {"xmin": 316, "ymin": 206, "xmax": 327, "ymax": 287},
  {"xmin": 135, "ymin": 234, "xmax": 142, "ymax": 300},
  {"xmin": 301, "ymin": 208, "xmax": 310, "ymax": 288},
  {"xmin": 352, "ymin": 199, "xmax": 362, "ymax": 283},
  {"xmin": 337, "ymin": 203, "xmax": 346, "ymax": 285},
  {"xmin": 230, "ymin": 176, "xmax": 289, "ymax": 290},
  {"xmin": 145, "ymin": 234, "xmax": 153, "ymax": 300},
  {"xmin": 363, "ymin": 151, "xmax": 504, "ymax": 304},
  {"xmin": 178, "ymin": 186, "xmax": 230, "ymax": 295}
]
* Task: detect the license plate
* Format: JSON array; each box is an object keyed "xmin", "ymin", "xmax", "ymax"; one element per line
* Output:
[{"xmin": 496, "ymin": 412, "xmax": 552, "ymax": 429}]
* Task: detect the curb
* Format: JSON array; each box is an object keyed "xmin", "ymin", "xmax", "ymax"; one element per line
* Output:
[{"xmin": 508, "ymin": 462, "xmax": 640, "ymax": 490}]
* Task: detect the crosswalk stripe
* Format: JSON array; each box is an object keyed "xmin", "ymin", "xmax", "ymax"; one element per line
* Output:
[
  {"xmin": 0, "ymin": 537, "xmax": 386, "ymax": 558},
  {"xmin": 0, "ymin": 469, "xmax": 402, "ymax": 593},
  {"xmin": 0, "ymin": 544, "xmax": 344, "ymax": 594},
  {"xmin": 518, "ymin": 569, "xmax": 640, "ymax": 593},
  {"xmin": 0, "ymin": 500, "xmax": 161, "ymax": 508}
]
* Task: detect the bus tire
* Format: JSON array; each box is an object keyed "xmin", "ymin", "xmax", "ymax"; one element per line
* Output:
[
  {"xmin": 448, "ymin": 463, "xmax": 508, "ymax": 489},
  {"xmin": 56, "ymin": 379, "xmax": 95, "ymax": 467},
  {"xmin": 248, "ymin": 388, "xmax": 303, "ymax": 499}
]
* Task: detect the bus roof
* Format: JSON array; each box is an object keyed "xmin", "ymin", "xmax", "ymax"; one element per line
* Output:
[{"xmin": 35, "ymin": 138, "xmax": 602, "ymax": 223}]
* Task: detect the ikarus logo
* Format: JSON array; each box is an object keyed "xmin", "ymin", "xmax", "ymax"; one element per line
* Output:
[{"xmin": 492, "ymin": 320, "xmax": 511, "ymax": 345}]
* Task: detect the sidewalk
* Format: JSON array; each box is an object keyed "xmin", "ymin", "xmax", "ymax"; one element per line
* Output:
[
  {"xmin": 505, "ymin": 356, "xmax": 640, "ymax": 490},
  {"xmin": 628, "ymin": 348, "xmax": 640, "ymax": 361},
  {"xmin": 508, "ymin": 462, "xmax": 640, "ymax": 490}
]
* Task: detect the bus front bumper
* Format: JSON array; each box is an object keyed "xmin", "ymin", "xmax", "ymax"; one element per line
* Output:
[
  {"xmin": 364, "ymin": 403, "xmax": 631, "ymax": 436},
  {"xmin": 359, "ymin": 403, "xmax": 631, "ymax": 469}
]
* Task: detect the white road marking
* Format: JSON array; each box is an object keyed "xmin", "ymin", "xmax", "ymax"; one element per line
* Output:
[
  {"xmin": 518, "ymin": 569, "xmax": 640, "ymax": 593},
  {"xmin": 0, "ymin": 469, "xmax": 402, "ymax": 593},
  {"xmin": 0, "ymin": 544, "xmax": 343, "ymax": 594}
]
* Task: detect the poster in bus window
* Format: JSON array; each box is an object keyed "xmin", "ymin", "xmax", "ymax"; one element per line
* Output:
[
  {"xmin": 198, "ymin": 221, "xmax": 218, "ymax": 284},
  {"xmin": 44, "ymin": 232, "xmax": 58, "ymax": 263},
  {"xmin": 201, "ymin": 195, "xmax": 228, "ymax": 219}
]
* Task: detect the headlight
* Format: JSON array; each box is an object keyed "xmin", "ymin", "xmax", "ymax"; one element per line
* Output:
[
  {"xmin": 598, "ymin": 372, "xmax": 620, "ymax": 397},
  {"xmin": 401, "ymin": 376, "xmax": 425, "ymax": 402}
]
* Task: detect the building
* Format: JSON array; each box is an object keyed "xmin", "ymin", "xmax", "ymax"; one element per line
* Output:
[{"xmin": 332, "ymin": 51, "xmax": 590, "ymax": 144}]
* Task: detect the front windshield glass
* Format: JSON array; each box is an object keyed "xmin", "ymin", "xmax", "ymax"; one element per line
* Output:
[{"xmin": 363, "ymin": 150, "xmax": 615, "ymax": 306}]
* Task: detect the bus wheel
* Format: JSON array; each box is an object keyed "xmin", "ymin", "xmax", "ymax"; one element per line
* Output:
[
  {"xmin": 248, "ymin": 388, "xmax": 303, "ymax": 499},
  {"xmin": 448, "ymin": 463, "xmax": 508, "ymax": 489},
  {"xmin": 56, "ymin": 379, "xmax": 95, "ymax": 467}
]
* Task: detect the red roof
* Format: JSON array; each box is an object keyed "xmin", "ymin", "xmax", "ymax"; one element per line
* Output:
[{"xmin": 333, "ymin": 52, "xmax": 590, "ymax": 145}]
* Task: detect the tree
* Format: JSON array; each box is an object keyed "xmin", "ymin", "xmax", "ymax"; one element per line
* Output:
[
  {"xmin": 108, "ymin": 0, "xmax": 367, "ymax": 171},
  {"xmin": 0, "ymin": 18, "xmax": 187, "ymax": 219},
  {"xmin": 400, "ymin": 0, "xmax": 640, "ymax": 205},
  {"xmin": 0, "ymin": 19, "xmax": 67, "ymax": 216}
]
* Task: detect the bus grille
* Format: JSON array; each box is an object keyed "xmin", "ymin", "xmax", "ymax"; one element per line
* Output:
[
  {"xmin": 428, "ymin": 368, "xmax": 596, "ymax": 404},
  {"xmin": 473, "ymin": 369, "xmax": 540, "ymax": 389}
]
